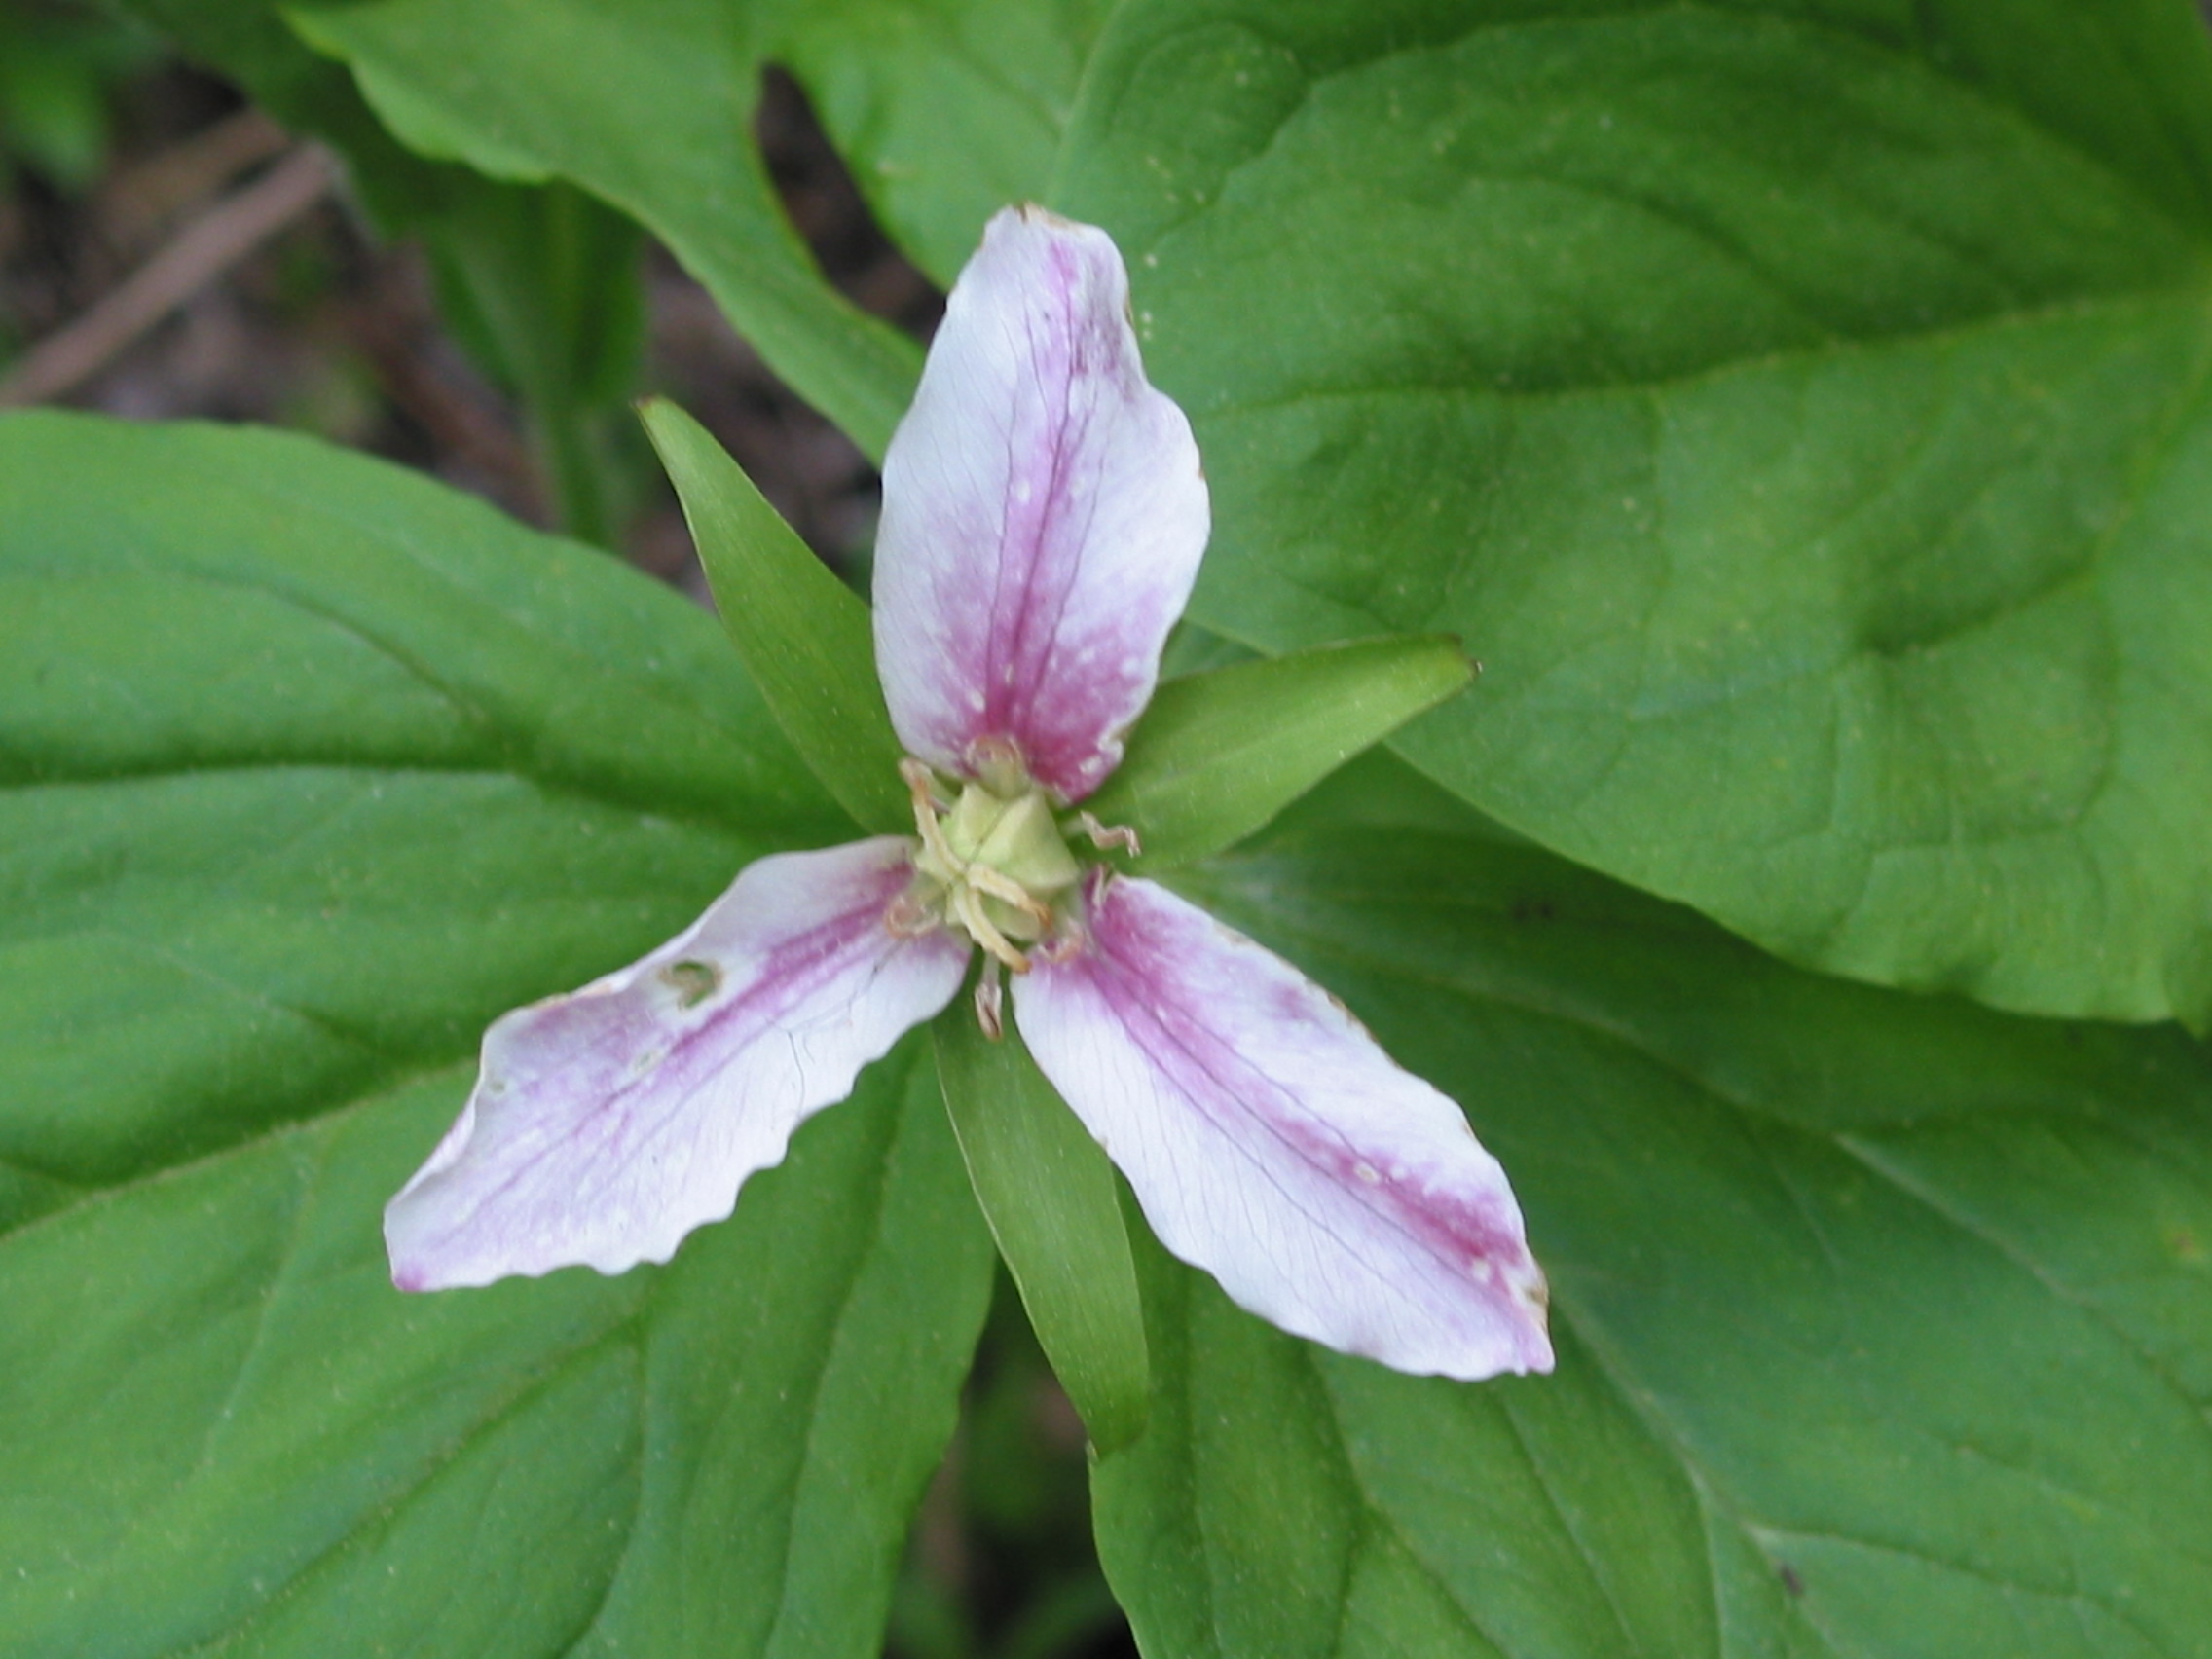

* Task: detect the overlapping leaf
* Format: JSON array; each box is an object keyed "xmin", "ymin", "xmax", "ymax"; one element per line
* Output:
[
  {"xmin": 1096, "ymin": 813, "xmax": 2212, "ymax": 1658},
  {"xmin": 0, "ymin": 415, "xmax": 995, "ymax": 1657},
  {"xmin": 773, "ymin": 0, "xmax": 1112, "ymax": 280},
  {"xmin": 282, "ymin": 0, "xmax": 1116, "ymax": 454},
  {"xmin": 275, "ymin": 0, "xmax": 911, "ymax": 456},
  {"xmin": 1057, "ymin": 0, "xmax": 2212, "ymax": 1025}
]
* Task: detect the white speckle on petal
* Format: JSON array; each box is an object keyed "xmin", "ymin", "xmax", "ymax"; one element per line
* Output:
[{"xmin": 1354, "ymin": 1161, "xmax": 1382, "ymax": 1185}]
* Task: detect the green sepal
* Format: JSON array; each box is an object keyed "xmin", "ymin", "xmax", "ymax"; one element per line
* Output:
[
  {"xmin": 642, "ymin": 397, "xmax": 907, "ymax": 832},
  {"xmin": 934, "ymin": 1005, "xmax": 1151, "ymax": 1456},
  {"xmin": 1088, "ymin": 636, "xmax": 1475, "ymax": 870}
]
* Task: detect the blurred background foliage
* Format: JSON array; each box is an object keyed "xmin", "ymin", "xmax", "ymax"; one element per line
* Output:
[{"xmin": 0, "ymin": 0, "xmax": 157, "ymax": 194}]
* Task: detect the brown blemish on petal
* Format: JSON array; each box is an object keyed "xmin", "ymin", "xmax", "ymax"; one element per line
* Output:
[{"xmin": 659, "ymin": 959, "xmax": 721, "ymax": 1009}]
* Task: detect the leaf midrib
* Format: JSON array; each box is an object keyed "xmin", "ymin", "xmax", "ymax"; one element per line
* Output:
[
  {"xmin": 0, "ymin": 1061, "xmax": 461, "ymax": 1251},
  {"xmin": 1201, "ymin": 280, "xmax": 2212, "ymax": 424},
  {"xmin": 0, "ymin": 758, "xmax": 768, "ymax": 839}
]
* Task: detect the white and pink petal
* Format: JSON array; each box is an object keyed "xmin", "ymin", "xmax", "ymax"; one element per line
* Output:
[
  {"xmin": 1014, "ymin": 875, "xmax": 1552, "ymax": 1380},
  {"xmin": 873, "ymin": 205, "xmax": 1208, "ymax": 803},
  {"xmin": 386, "ymin": 837, "xmax": 970, "ymax": 1291}
]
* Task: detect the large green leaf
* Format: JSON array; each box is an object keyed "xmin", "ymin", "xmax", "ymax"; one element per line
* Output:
[
  {"xmin": 774, "ymin": 0, "xmax": 1112, "ymax": 283},
  {"xmin": 1094, "ymin": 814, "xmax": 2212, "ymax": 1658},
  {"xmin": 285, "ymin": 0, "xmax": 915, "ymax": 458},
  {"xmin": 0, "ymin": 413, "xmax": 995, "ymax": 1656},
  {"xmin": 286, "ymin": 0, "xmax": 1112, "ymax": 451},
  {"xmin": 1055, "ymin": 0, "xmax": 2212, "ymax": 1025}
]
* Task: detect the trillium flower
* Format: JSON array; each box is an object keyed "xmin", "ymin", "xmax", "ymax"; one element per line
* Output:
[{"xmin": 387, "ymin": 206, "xmax": 1553, "ymax": 1382}]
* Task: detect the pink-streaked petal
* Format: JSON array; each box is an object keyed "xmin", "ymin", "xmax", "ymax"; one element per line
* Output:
[
  {"xmin": 874, "ymin": 205, "xmax": 1209, "ymax": 802},
  {"xmin": 386, "ymin": 838, "xmax": 969, "ymax": 1291},
  {"xmin": 1014, "ymin": 876, "xmax": 1552, "ymax": 1380}
]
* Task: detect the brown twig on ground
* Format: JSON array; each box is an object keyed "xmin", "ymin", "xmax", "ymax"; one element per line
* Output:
[
  {"xmin": 0, "ymin": 143, "xmax": 335, "ymax": 409},
  {"xmin": 100, "ymin": 107, "xmax": 294, "ymax": 252}
]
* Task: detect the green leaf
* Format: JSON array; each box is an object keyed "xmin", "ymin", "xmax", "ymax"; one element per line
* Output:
[
  {"xmin": 1056, "ymin": 0, "xmax": 2212, "ymax": 1024},
  {"xmin": 1088, "ymin": 636, "xmax": 1473, "ymax": 869},
  {"xmin": 776, "ymin": 0, "xmax": 1113, "ymax": 284},
  {"xmin": 1268, "ymin": 745, "xmax": 1534, "ymax": 848},
  {"xmin": 0, "ymin": 412, "xmax": 994, "ymax": 1656},
  {"xmin": 935, "ymin": 1006, "xmax": 1150, "ymax": 1456},
  {"xmin": 643, "ymin": 397, "xmax": 907, "ymax": 833},
  {"xmin": 287, "ymin": 0, "xmax": 1118, "ymax": 444},
  {"xmin": 288, "ymin": 0, "xmax": 925, "ymax": 458},
  {"xmin": 1094, "ymin": 822, "xmax": 2212, "ymax": 1659}
]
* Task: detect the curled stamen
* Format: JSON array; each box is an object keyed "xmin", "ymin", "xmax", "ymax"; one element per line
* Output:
[
  {"xmin": 963, "ymin": 862, "xmax": 1053, "ymax": 927},
  {"xmin": 903, "ymin": 760, "xmax": 958, "ymax": 866},
  {"xmin": 901, "ymin": 756, "xmax": 950, "ymax": 809},
  {"xmin": 1072, "ymin": 811, "xmax": 1140, "ymax": 856},
  {"xmin": 903, "ymin": 749, "xmax": 1079, "ymax": 975},
  {"xmin": 954, "ymin": 883, "xmax": 1031, "ymax": 973}
]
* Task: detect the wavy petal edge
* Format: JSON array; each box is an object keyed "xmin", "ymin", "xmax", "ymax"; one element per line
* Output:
[{"xmin": 387, "ymin": 837, "xmax": 970, "ymax": 1291}]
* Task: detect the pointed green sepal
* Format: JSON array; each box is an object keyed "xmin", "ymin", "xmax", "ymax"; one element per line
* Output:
[
  {"xmin": 641, "ymin": 397, "xmax": 907, "ymax": 831},
  {"xmin": 1086, "ymin": 635, "xmax": 1476, "ymax": 869},
  {"xmin": 934, "ymin": 1005, "xmax": 1151, "ymax": 1456}
]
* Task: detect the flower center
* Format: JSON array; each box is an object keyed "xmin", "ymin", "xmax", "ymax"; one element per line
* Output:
[{"xmin": 898, "ymin": 750, "xmax": 1083, "ymax": 976}]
